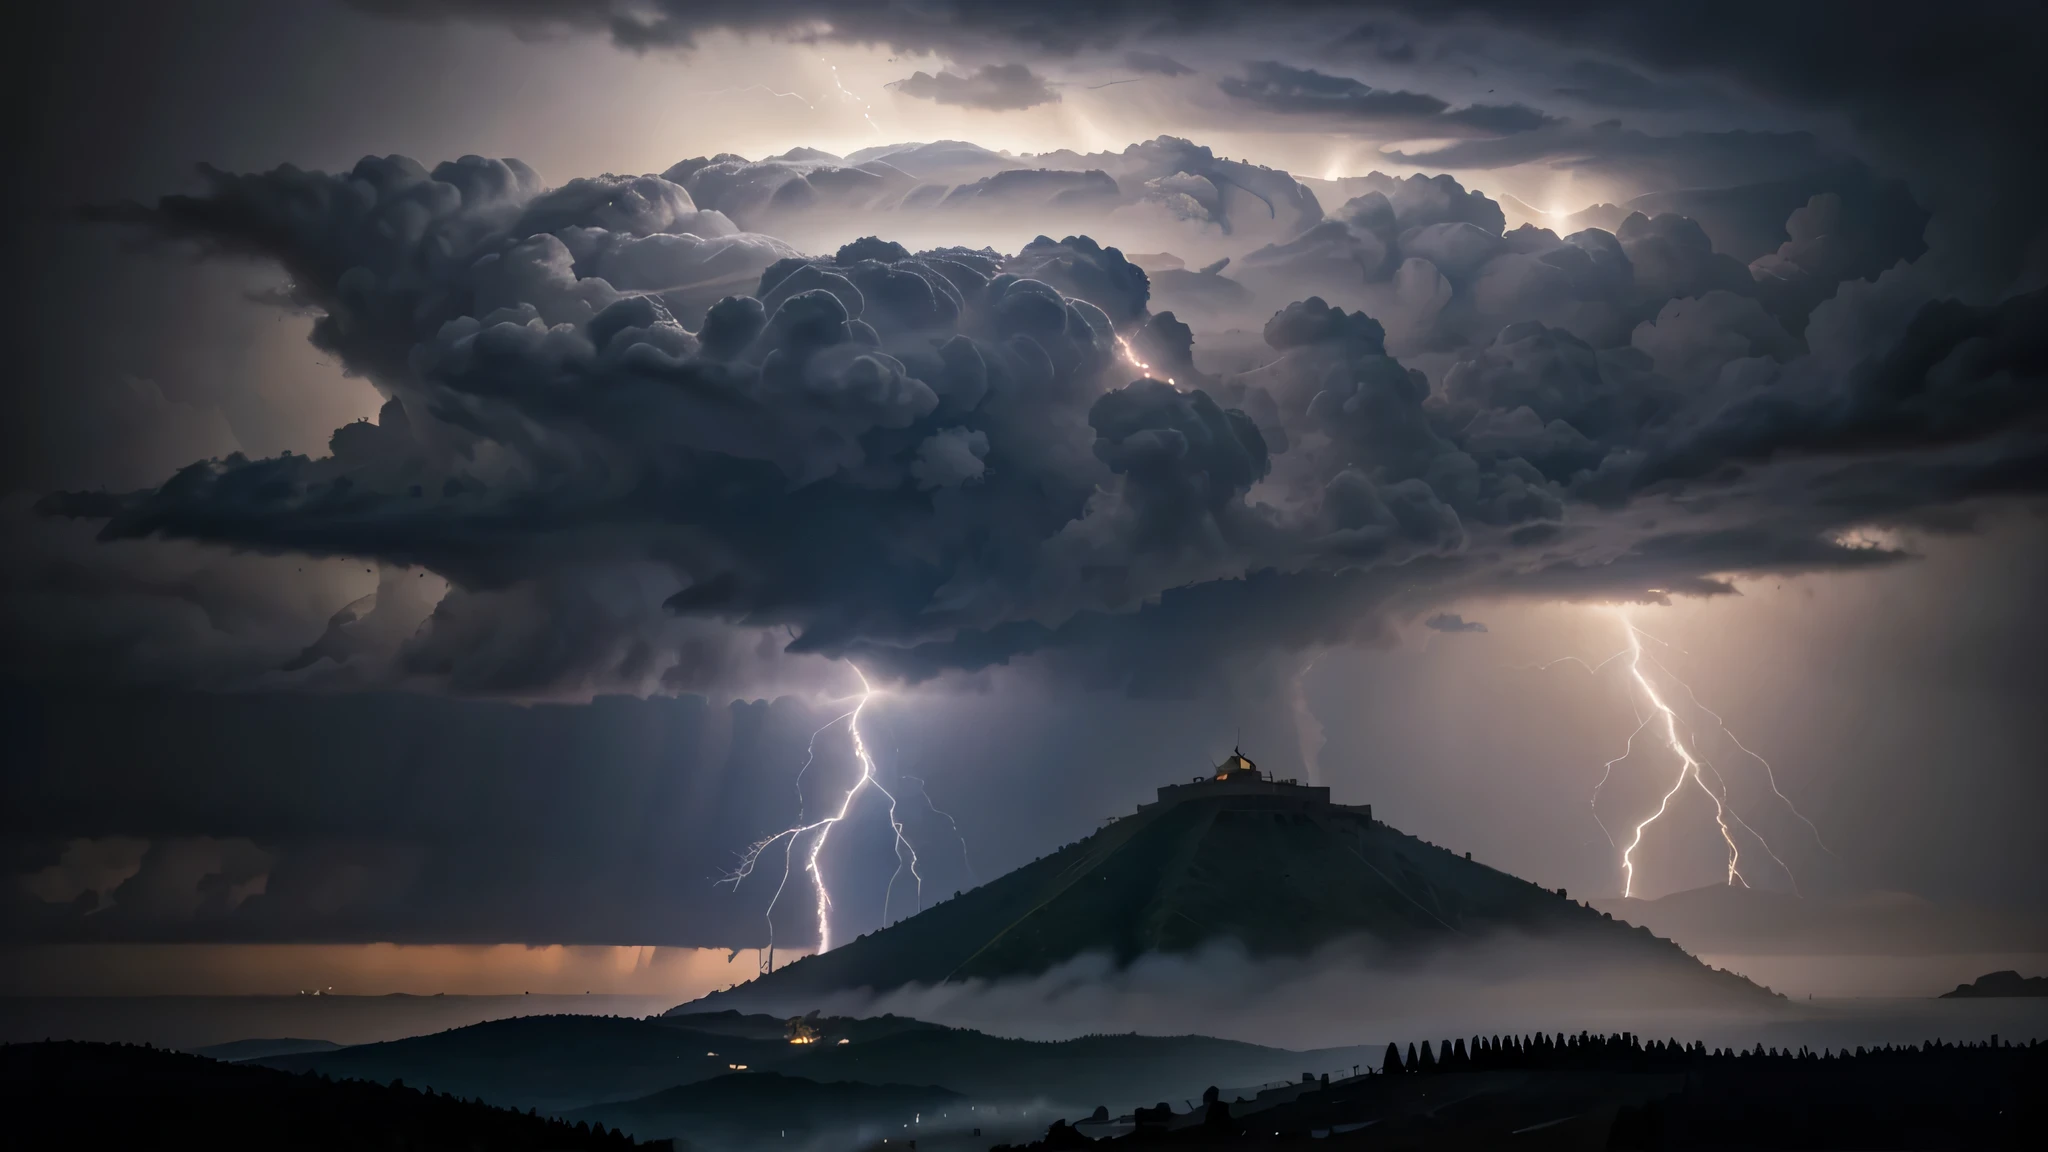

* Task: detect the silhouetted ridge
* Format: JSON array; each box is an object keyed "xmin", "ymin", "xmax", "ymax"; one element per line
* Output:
[
  {"xmin": 998, "ymin": 1034, "xmax": 2047, "ymax": 1150},
  {"xmin": 1943, "ymin": 969, "xmax": 2048, "ymax": 998},
  {"xmin": 0, "ymin": 1041, "xmax": 654, "ymax": 1149}
]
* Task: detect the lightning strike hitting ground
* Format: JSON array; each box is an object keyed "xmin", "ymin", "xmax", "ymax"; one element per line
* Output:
[
  {"xmin": 719, "ymin": 667, "xmax": 923, "ymax": 963},
  {"xmin": 1523, "ymin": 608, "xmax": 1827, "ymax": 898}
]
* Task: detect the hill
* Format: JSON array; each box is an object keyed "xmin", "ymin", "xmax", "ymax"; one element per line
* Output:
[
  {"xmin": 0, "ymin": 1041, "xmax": 650, "ymax": 1149},
  {"xmin": 1942, "ymin": 971, "xmax": 2048, "ymax": 999},
  {"xmin": 260, "ymin": 1013, "xmax": 791, "ymax": 1112},
  {"xmin": 258, "ymin": 1010, "xmax": 1372, "ymax": 1114},
  {"xmin": 999, "ymin": 1033, "xmax": 2046, "ymax": 1151},
  {"xmin": 191, "ymin": 1037, "xmax": 343, "ymax": 1061},
  {"xmin": 703, "ymin": 761, "xmax": 1770, "ymax": 1005},
  {"xmin": 567, "ymin": 1071, "xmax": 957, "ymax": 1147}
]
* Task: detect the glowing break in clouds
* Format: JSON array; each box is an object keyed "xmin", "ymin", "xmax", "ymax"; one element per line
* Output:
[
  {"xmin": 1531, "ymin": 608, "xmax": 1829, "ymax": 898},
  {"xmin": 719, "ymin": 667, "xmax": 921, "ymax": 960}
]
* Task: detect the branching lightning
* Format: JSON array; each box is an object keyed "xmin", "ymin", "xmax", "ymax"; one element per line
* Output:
[
  {"xmin": 718, "ymin": 667, "xmax": 925, "ymax": 960},
  {"xmin": 905, "ymin": 774, "xmax": 976, "ymax": 886},
  {"xmin": 1613, "ymin": 616, "xmax": 1748, "ymax": 897},
  {"xmin": 1524, "ymin": 608, "xmax": 1828, "ymax": 898}
]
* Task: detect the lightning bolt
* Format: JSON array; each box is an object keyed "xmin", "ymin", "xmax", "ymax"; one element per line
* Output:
[
  {"xmin": 905, "ymin": 774, "xmax": 976, "ymax": 886},
  {"xmin": 1114, "ymin": 333, "xmax": 1175, "ymax": 385},
  {"xmin": 824, "ymin": 60, "xmax": 882, "ymax": 136},
  {"xmin": 1523, "ymin": 608, "xmax": 1825, "ymax": 899},
  {"xmin": 719, "ymin": 666, "xmax": 923, "ymax": 956},
  {"xmin": 1613, "ymin": 610, "xmax": 1747, "ymax": 896},
  {"xmin": 686, "ymin": 85, "xmax": 816, "ymax": 109}
]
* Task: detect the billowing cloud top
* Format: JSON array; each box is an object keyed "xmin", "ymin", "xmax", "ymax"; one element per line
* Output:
[{"xmin": 44, "ymin": 138, "xmax": 2048, "ymax": 698}]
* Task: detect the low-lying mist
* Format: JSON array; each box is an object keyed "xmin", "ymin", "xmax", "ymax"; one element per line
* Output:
[
  {"xmin": 701, "ymin": 932, "xmax": 2048, "ymax": 1055},
  {"xmin": 705, "ymin": 932, "xmax": 1785, "ymax": 1050}
]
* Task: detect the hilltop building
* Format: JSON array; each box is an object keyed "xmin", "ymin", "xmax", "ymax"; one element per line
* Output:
[{"xmin": 1140, "ymin": 749, "xmax": 1369, "ymax": 819}]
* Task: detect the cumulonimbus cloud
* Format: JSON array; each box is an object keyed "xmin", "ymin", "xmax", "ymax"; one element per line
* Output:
[{"xmin": 36, "ymin": 139, "xmax": 2047, "ymax": 698}]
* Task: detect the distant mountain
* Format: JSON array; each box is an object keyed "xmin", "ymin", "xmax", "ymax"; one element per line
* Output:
[
  {"xmin": 704, "ymin": 759, "xmax": 1770, "ymax": 1005},
  {"xmin": 1941, "ymin": 970, "xmax": 2048, "ymax": 998},
  {"xmin": 190, "ymin": 1037, "xmax": 342, "ymax": 1062},
  {"xmin": 568, "ymin": 1070, "xmax": 957, "ymax": 1146},
  {"xmin": 1591, "ymin": 885, "xmax": 2048, "ymax": 956},
  {"xmin": 1, "ymin": 1041, "xmax": 646, "ymax": 1150}
]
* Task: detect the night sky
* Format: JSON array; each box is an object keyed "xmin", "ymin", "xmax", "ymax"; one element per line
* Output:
[{"xmin": 3, "ymin": 1, "xmax": 2044, "ymax": 996}]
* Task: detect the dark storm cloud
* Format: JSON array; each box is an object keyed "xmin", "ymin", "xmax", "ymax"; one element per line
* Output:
[
  {"xmin": 1123, "ymin": 50, "xmax": 1193, "ymax": 77},
  {"xmin": 0, "ymin": 682, "xmax": 854, "ymax": 946},
  {"xmin": 351, "ymin": 0, "xmax": 2047, "ymax": 291},
  {"xmin": 1218, "ymin": 61, "xmax": 1555, "ymax": 137},
  {"xmin": 1424, "ymin": 613, "xmax": 1487, "ymax": 633},
  {"xmin": 1386, "ymin": 122, "xmax": 1833, "ymax": 191},
  {"xmin": 41, "ymin": 142, "xmax": 2048, "ymax": 695},
  {"xmin": 889, "ymin": 64, "xmax": 1060, "ymax": 112},
  {"xmin": 1552, "ymin": 59, "xmax": 1699, "ymax": 111}
]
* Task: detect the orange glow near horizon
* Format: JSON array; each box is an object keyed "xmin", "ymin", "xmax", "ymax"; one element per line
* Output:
[{"xmin": 0, "ymin": 942, "xmax": 810, "ymax": 998}]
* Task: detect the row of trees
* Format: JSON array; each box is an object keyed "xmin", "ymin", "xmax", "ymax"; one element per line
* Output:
[{"xmin": 1379, "ymin": 1030, "xmax": 2044, "ymax": 1074}]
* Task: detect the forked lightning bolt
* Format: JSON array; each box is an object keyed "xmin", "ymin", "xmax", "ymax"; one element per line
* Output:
[
  {"xmin": 1613, "ymin": 614, "xmax": 1749, "ymax": 897},
  {"xmin": 1526, "ymin": 607, "xmax": 1828, "ymax": 898},
  {"xmin": 719, "ymin": 667, "xmax": 923, "ymax": 957}
]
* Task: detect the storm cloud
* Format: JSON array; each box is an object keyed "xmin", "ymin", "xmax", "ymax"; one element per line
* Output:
[
  {"xmin": 36, "ymin": 138, "xmax": 2048, "ymax": 701},
  {"xmin": 889, "ymin": 64, "xmax": 1060, "ymax": 112},
  {"xmin": 349, "ymin": 0, "xmax": 2048, "ymax": 292},
  {"xmin": 1218, "ymin": 61, "xmax": 1555, "ymax": 137}
]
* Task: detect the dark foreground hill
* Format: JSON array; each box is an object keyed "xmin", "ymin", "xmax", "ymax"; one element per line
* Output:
[
  {"xmin": 1005, "ymin": 1033, "xmax": 2048, "ymax": 1151},
  {"xmin": 567, "ymin": 1071, "xmax": 958, "ymax": 1148},
  {"xmin": 258, "ymin": 1011, "xmax": 1372, "ymax": 1114},
  {"xmin": 706, "ymin": 771, "xmax": 1769, "ymax": 1005},
  {"xmin": 0, "ymin": 1041, "xmax": 653, "ymax": 1150}
]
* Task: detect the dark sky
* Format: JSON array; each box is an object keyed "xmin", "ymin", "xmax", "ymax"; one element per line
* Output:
[{"xmin": 3, "ymin": 0, "xmax": 2044, "ymax": 965}]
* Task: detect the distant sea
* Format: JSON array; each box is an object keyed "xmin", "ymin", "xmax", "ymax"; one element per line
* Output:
[{"xmin": 0, "ymin": 994, "xmax": 682, "ymax": 1049}]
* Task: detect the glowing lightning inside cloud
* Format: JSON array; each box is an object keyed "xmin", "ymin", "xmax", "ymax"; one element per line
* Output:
[
  {"xmin": 1115, "ymin": 333, "xmax": 1175, "ymax": 385},
  {"xmin": 719, "ymin": 666, "xmax": 923, "ymax": 959}
]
